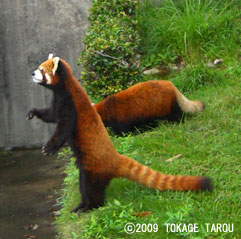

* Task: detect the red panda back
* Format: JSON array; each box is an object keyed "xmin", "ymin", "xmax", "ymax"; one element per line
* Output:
[
  {"xmin": 94, "ymin": 80, "xmax": 205, "ymax": 134},
  {"xmin": 94, "ymin": 81, "xmax": 178, "ymax": 133}
]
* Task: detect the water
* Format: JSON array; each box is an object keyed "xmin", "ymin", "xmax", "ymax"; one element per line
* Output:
[{"xmin": 0, "ymin": 150, "xmax": 66, "ymax": 239}]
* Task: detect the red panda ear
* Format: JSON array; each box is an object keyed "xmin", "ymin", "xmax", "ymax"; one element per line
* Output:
[
  {"xmin": 52, "ymin": 57, "xmax": 60, "ymax": 75},
  {"xmin": 48, "ymin": 53, "xmax": 54, "ymax": 60}
]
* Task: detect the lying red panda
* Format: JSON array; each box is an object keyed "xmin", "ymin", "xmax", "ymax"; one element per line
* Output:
[
  {"xmin": 27, "ymin": 54, "xmax": 212, "ymax": 212},
  {"xmin": 93, "ymin": 81, "xmax": 205, "ymax": 135}
]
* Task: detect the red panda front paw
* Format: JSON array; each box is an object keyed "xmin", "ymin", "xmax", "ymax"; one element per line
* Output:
[
  {"xmin": 26, "ymin": 109, "xmax": 37, "ymax": 120},
  {"xmin": 41, "ymin": 141, "xmax": 58, "ymax": 156}
]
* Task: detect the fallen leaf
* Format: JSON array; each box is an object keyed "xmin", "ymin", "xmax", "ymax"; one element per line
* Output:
[
  {"xmin": 165, "ymin": 154, "xmax": 182, "ymax": 162},
  {"xmin": 203, "ymin": 168, "xmax": 208, "ymax": 173},
  {"xmin": 24, "ymin": 235, "xmax": 36, "ymax": 239},
  {"xmin": 133, "ymin": 211, "xmax": 152, "ymax": 217},
  {"xmin": 24, "ymin": 224, "xmax": 39, "ymax": 231},
  {"xmin": 52, "ymin": 210, "xmax": 60, "ymax": 216},
  {"xmin": 32, "ymin": 224, "xmax": 39, "ymax": 230},
  {"xmin": 45, "ymin": 195, "xmax": 54, "ymax": 199},
  {"xmin": 23, "ymin": 225, "xmax": 32, "ymax": 230}
]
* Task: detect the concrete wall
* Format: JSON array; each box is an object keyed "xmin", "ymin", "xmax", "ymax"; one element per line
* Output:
[{"xmin": 0, "ymin": 0, "xmax": 91, "ymax": 149}]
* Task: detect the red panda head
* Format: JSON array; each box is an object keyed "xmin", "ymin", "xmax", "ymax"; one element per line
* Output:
[{"xmin": 32, "ymin": 54, "xmax": 61, "ymax": 87}]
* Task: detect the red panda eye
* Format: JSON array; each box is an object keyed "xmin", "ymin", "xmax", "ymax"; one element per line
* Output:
[{"xmin": 40, "ymin": 68, "xmax": 44, "ymax": 73}]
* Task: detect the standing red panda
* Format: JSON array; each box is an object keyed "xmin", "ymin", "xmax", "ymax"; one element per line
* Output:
[
  {"xmin": 27, "ymin": 54, "xmax": 212, "ymax": 212},
  {"xmin": 94, "ymin": 81, "xmax": 205, "ymax": 135}
]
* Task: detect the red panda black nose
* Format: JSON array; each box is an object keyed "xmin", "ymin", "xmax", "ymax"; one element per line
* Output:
[{"xmin": 32, "ymin": 71, "xmax": 35, "ymax": 76}]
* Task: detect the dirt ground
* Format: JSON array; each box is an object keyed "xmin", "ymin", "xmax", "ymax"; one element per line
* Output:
[{"xmin": 0, "ymin": 150, "xmax": 66, "ymax": 239}]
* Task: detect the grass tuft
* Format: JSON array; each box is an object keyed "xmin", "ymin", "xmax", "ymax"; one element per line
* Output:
[
  {"xmin": 138, "ymin": 0, "xmax": 240, "ymax": 66},
  {"xmin": 170, "ymin": 63, "xmax": 225, "ymax": 93}
]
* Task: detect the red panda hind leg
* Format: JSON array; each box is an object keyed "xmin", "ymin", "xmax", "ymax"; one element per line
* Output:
[
  {"xmin": 106, "ymin": 102, "xmax": 184, "ymax": 135},
  {"xmin": 72, "ymin": 169, "xmax": 111, "ymax": 212}
]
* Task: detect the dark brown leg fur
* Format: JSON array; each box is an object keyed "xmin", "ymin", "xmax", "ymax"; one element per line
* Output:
[{"xmin": 72, "ymin": 169, "xmax": 110, "ymax": 213}]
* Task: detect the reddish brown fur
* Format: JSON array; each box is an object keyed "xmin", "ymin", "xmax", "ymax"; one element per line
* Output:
[
  {"xmin": 94, "ymin": 80, "xmax": 205, "ymax": 134},
  {"xmin": 52, "ymin": 60, "xmax": 209, "ymax": 191},
  {"xmin": 56, "ymin": 60, "xmax": 210, "ymax": 191},
  {"xmin": 39, "ymin": 59, "xmax": 60, "ymax": 85},
  {"xmin": 94, "ymin": 81, "xmax": 179, "ymax": 122},
  {"xmin": 30, "ymin": 58, "xmax": 212, "ymax": 211}
]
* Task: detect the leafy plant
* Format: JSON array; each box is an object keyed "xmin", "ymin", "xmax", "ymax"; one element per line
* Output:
[
  {"xmin": 79, "ymin": 0, "xmax": 143, "ymax": 97},
  {"xmin": 82, "ymin": 201, "xmax": 138, "ymax": 239}
]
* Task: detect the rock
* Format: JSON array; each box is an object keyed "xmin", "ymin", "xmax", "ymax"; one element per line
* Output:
[
  {"xmin": 143, "ymin": 66, "xmax": 171, "ymax": 76},
  {"xmin": 214, "ymin": 59, "xmax": 223, "ymax": 65},
  {"xmin": 207, "ymin": 59, "xmax": 223, "ymax": 68},
  {"xmin": 143, "ymin": 68, "xmax": 161, "ymax": 75}
]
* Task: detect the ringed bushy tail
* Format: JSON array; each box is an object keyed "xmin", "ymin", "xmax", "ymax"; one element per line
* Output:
[
  {"xmin": 174, "ymin": 86, "xmax": 205, "ymax": 113},
  {"xmin": 117, "ymin": 155, "xmax": 212, "ymax": 191}
]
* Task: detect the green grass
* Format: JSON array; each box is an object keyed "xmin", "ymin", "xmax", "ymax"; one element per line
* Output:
[
  {"xmin": 56, "ymin": 0, "xmax": 241, "ymax": 238},
  {"xmin": 56, "ymin": 64, "xmax": 241, "ymax": 238},
  {"xmin": 137, "ymin": 0, "xmax": 240, "ymax": 66}
]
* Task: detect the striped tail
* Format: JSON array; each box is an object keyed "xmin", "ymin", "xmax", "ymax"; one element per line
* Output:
[
  {"xmin": 174, "ymin": 87, "xmax": 205, "ymax": 113},
  {"xmin": 116, "ymin": 155, "xmax": 212, "ymax": 191}
]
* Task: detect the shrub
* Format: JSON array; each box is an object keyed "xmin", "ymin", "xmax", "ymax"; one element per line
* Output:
[{"xmin": 79, "ymin": 0, "xmax": 143, "ymax": 97}]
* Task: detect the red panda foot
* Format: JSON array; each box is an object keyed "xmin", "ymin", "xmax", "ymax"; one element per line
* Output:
[
  {"xmin": 26, "ymin": 108, "xmax": 37, "ymax": 120},
  {"xmin": 71, "ymin": 202, "xmax": 87, "ymax": 213},
  {"xmin": 42, "ymin": 141, "xmax": 58, "ymax": 156},
  {"xmin": 71, "ymin": 202, "xmax": 103, "ymax": 213}
]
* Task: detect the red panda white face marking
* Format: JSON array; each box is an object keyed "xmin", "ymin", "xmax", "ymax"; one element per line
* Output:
[
  {"xmin": 52, "ymin": 57, "xmax": 59, "ymax": 76},
  {"xmin": 32, "ymin": 54, "xmax": 60, "ymax": 86},
  {"xmin": 32, "ymin": 66, "xmax": 52, "ymax": 84},
  {"xmin": 44, "ymin": 73, "xmax": 52, "ymax": 84},
  {"xmin": 32, "ymin": 68, "xmax": 43, "ymax": 83}
]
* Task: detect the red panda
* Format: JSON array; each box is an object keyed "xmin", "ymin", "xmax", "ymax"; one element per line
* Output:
[
  {"xmin": 94, "ymin": 81, "xmax": 205, "ymax": 135},
  {"xmin": 27, "ymin": 54, "xmax": 212, "ymax": 212}
]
